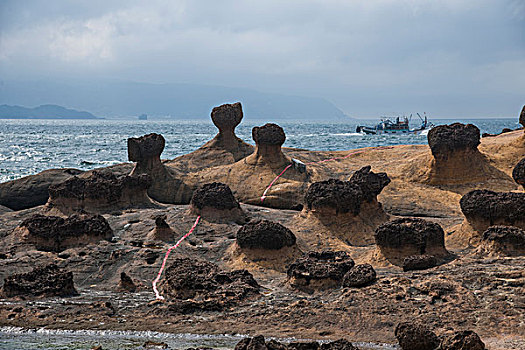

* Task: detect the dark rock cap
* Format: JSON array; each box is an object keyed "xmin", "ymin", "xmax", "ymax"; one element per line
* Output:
[
  {"xmin": 236, "ymin": 219, "xmax": 296, "ymax": 250},
  {"xmin": 460, "ymin": 190, "xmax": 525, "ymax": 224},
  {"xmin": 394, "ymin": 322, "xmax": 441, "ymax": 350},
  {"xmin": 520, "ymin": 105, "xmax": 525, "ymax": 128},
  {"xmin": 2, "ymin": 264, "xmax": 78, "ymax": 298},
  {"xmin": 441, "ymin": 330, "xmax": 486, "ymax": 350},
  {"xmin": 127, "ymin": 133, "xmax": 165, "ymax": 162},
  {"xmin": 402, "ymin": 254, "xmax": 438, "ymax": 272},
  {"xmin": 252, "ymin": 123, "xmax": 286, "ymax": 146},
  {"xmin": 375, "ymin": 218, "xmax": 445, "ymax": 252},
  {"xmin": 342, "ymin": 263, "xmax": 377, "ymax": 287},
  {"xmin": 191, "ymin": 182, "xmax": 239, "ymax": 210},
  {"xmin": 482, "ymin": 225, "xmax": 525, "ymax": 246},
  {"xmin": 211, "ymin": 102, "xmax": 243, "ymax": 133},
  {"xmin": 349, "ymin": 165, "xmax": 391, "ymax": 201},
  {"xmin": 287, "ymin": 251, "xmax": 355, "ymax": 283},
  {"xmin": 305, "ymin": 179, "xmax": 363, "ymax": 215},
  {"xmin": 427, "ymin": 123, "xmax": 480, "ymax": 159},
  {"xmin": 512, "ymin": 158, "xmax": 525, "ymax": 188}
]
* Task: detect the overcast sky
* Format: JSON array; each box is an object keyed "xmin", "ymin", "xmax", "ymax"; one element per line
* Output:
[{"xmin": 0, "ymin": 0, "xmax": 524, "ymax": 117}]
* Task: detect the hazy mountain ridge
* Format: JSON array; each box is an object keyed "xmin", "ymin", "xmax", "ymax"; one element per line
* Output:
[
  {"xmin": 0, "ymin": 80, "xmax": 349, "ymax": 120},
  {"xmin": 0, "ymin": 104, "xmax": 99, "ymax": 119}
]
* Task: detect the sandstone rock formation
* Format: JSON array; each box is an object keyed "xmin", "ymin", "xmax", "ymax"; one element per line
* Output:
[
  {"xmin": 128, "ymin": 133, "xmax": 192, "ymax": 204},
  {"xmin": 14, "ymin": 213, "xmax": 113, "ymax": 252},
  {"xmin": 147, "ymin": 215, "xmax": 174, "ymax": 242},
  {"xmin": 402, "ymin": 254, "xmax": 438, "ymax": 272},
  {"xmin": 236, "ymin": 220, "xmax": 296, "ymax": 250},
  {"xmin": 476, "ymin": 225, "xmax": 525, "ymax": 257},
  {"xmin": 299, "ymin": 166, "xmax": 390, "ymax": 245},
  {"xmin": 512, "ymin": 157, "xmax": 525, "ymax": 189},
  {"xmin": 287, "ymin": 251, "xmax": 355, "ymax": 290},
  {"xmin": 440, "ymin": 330, "xmax": 486, "ymax": 350},
  {"xmin": 189, "ymin": 182, "xmax": 245, "ymax": 223},
  {"xmin": 118, "ymin": 272, "xmax": 137, "ymax": 292},
  {"xmin": 160, "ymin": 257, "xmax": 259, "ymax": 309},
  {"xmin": 374, "ymin": 218, "xmax": 450, "ymax": 266},
  {"xmin": 46, "ymin": 170, "xmax": 159, "ymax": 214},
  {"xmin": 394, "ymin": 322, "xmax": 440, "ymax": 350},
  {"xmin": 341, "ymin": 264, "xmax": 376, "ymax": 287},
  {"xmin": 1, "ymin": 264, "xmax": 78, "ymax": 298}
]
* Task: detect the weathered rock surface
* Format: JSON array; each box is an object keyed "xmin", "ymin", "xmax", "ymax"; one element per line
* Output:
[
  {"xmin": 520, "ymin": 105, "xmax": 525, "ymax": 129},
  {"xmin": 235, "ymin": 336, "xmax": 359, "ymax": 350},
  {"xmin": 15, "ymin": 213, "xmax": 113, "ymax": 252},
  {"xmin": 402, "ymin": 254, "xmax": 438, "ymax": 272},
  {"xmin": 394, "ymin": 322, "xmax": 440, "ymax": 350},
  {"xmin": 0, "ymin": 168, "xmax": 83, "ymax": 210},
  {"xmin": 349, "ymin": 165, "xmax": 391, "ymax": 202},
  {"xmin": 441, "ymin": 330, "xmax": 486, "ymax": 350},
  {"xmin": 47, "ymin": 171, "xmax": 158, "ymax": 214},
  {"xmin": 477, "ymin": 225, "xmax": 525, "ymax": 257},
  {"xmin": 341, "ymin": 264, "xmax": 376, "ymax": 287},
  {"xmin": 428, "ymin": 123, "xmax": 480, "ymax": 160},
  {"xmin": 1, "ymin": 264, "xmax": 77, "ymax": 298},
  {"xmin": 236, "ymin": 219, "xmax": 296, "ymax": 250},
  {"xmin": 190, "ymin": 182, "xmax": 245, "ymax": 223},
  {"xmin": 147, "ymin": 215, "xmax": 174, "ymax": 242},
  {"xmin": 512, "ymin": 158, "xmax": 525, "ymax": 189},
  {"xmin": 305, "ymin": 179, "xmax": 363, "ymax": 215},
  {"xmin": 287, "ymin": 251, "xmax": 355, "ymax": 290},
  {"xmin": 374, "ymin": 218, "xmax": 449, "ymax": 266},
  {"xmin": 118, "ymin": 272, "xmax": 137, "ymax": 292}
]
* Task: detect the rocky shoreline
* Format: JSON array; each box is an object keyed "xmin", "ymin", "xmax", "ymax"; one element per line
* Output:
[{"xmin": 1, "ymin": 103, "xmax": 524, "ymax": 349}]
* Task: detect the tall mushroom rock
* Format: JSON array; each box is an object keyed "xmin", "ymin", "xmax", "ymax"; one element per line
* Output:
[{"xmin": 251, "ymin": 123, "xmax": 290, "ymax": 167}]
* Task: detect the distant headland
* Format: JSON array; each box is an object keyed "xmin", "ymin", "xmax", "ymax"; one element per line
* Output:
[{"xmin": 0, "ymin": 104, "xmax": 101, "ymax": 119}]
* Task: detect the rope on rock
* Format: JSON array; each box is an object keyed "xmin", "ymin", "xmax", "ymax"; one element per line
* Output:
[{"xmin": 152, "ymin": 215, "xmax": 201, "ymax": 300}]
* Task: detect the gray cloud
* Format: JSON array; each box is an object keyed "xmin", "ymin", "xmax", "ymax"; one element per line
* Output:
[{"xmin": 0, "ymin": 0, "xmax": 523, "ymax": 117}]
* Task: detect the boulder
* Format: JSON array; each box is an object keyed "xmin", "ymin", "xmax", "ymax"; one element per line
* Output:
[
  {"xmin": 440, "ymin": 330, "xmax": 486, "ymax": 350},
  {"xmin": 287, "ymin": 251, "xmax": 355, "ymax": 290},
  {"xmin": 0, "ymin": 168, "xmax": 83, "ymax": 210},
  {"xmin": 374, "ymin": 218, "xmax": 449, "ymax": 266},
  {"xmin": 512, "ymin": 158, "xmax": 525, "ymax": 189},
  {"xmin": 46, "ymin": 170, "xmax": 159, "ymax": 214},
  {"xmin": 190, "ymin": 182, "xmax": 245, "ymax": 223},
  {"xmin": 1, "ymin": 264, "xmax": 78, "ymax": 298},
  {"xmin": 394, "ymin": 322, "xmax": 440, "ymax": 350},
  {"xmin": 402, "ymin": 254, "xmax": 438, "ymax": 272},
  {"xmin": 236, "ymin": 220, "xmax": 296, "ymax": 250},
  {"xmin": 477, "ymin": 225, "xmax": 525, "ymax": 257},
  {"xmin": 15, "ymin": 213, "xmax": 113, "ymax": 252},
  {"xmin": 341, "ymin": 264, "xmax": 376, "ymax": 287}
]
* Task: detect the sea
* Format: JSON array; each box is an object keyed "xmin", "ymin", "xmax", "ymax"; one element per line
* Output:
[{"xmin": 0, "ymin": 118, "xmax": 520, "ymax": 183}]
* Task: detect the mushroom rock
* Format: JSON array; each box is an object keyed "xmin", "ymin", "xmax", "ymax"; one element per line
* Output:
[
  {"xmin": 1, "ymin": 264, "xmax": 78, "ymax": 298},
  {"xmin": 0, "ymin": 168, "xmax": 83, "ymax": 211},
  {"xmin": 341, "ymin": 263, "xmax": 377, "ymax": 287},
  {"xmin": 166, "ymin": 102, "xmax": 254, "ymax": 172},
  {"xmin": 160, "ymin": 257, "xmax": 259, "ymax": 310},
  {"xmin": 189, "ymin": 182, "xmax": 245, "ymax": 223},
  {"xmin": 512, "ymin": 157, "xmax": 525, "ymax": 189},
  {"xmin": 476, "ymin": 225, "xmax": 525, "ymax": 257},
  {"xmin": 128, "ymin": 133, "xmax": 192, "ymax": 204},
  {"xmin": 236, "ymin": 220, "xmax": 296, "ymax": 250},
  {"xmin": 458, "ymin": 190, "xmax": 525, "ymax": 243},
  {"xmin": 298, "ymin": 166, "xmax": 391, "ymax": 246},
  {"xmin": 440, "ymin": 330, "xmax": 486, "ymax": 350},
  {"xmin": 147, "ymin": 215, "xmax": 174, "ymax": 242},
  {"xmin": 402, "ymin": 254, "xmax": 438, "ymax": 272},
  {"xmin": 118, "ymin": 272, "xmax": 137, "ymax": 292},
  {"xmin": 287, "ymin": 251, "xmax": 355, "ymax": 290},
  {"xmin": 14, "ymin": 213, "xmax": 113, "ymax": 252},
  {"xmin": 251, "ymin": 123, "xmax": 289, "ymax": 166},
  {"xmin": 46, "ymin": 170, "xmax": 160, "ymax": 215},
  {"xmin": 394, "ymin": 322, "xmax": 441, "ymax": 350},
  {"xmin": 374, "ymin": 218, "xmax": 450, "ymax": 267}
]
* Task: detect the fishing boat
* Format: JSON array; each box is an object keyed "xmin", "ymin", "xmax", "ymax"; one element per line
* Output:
[{"xmin": 356, "ymin": 113, "xmax": 434, "ymax": 135}]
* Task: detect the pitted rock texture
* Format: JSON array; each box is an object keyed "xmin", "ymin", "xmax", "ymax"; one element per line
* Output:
[
  {"xmin": 481, "ymin": 225, "xmax": 525, "ymax": 256},
  {"xmin": 342, "ymin": 264, "xmax": 376, "ymax": 287},
  {"xmin": 211, "ymin": 102, "xmax": 243, "ymax": 133},
  {"xmin": 236, "ymin": 220, "xmax": 296, "ymax": 250},
  {"xmin": 402, "ymin": 255, "xmax": 438, "ymax": 272},
  {"xmin": 394, "ymin": 322, "xmax": 440, "ymax": 350},
  {"xmin": 18, "ymin": 213, "xmax": 113, "ymax": 252},
  {"xmin": 520, "ymin": 105, "xmax": 525, "ymax": 128},
  {"xmin": 235, "ymin": 336, "xmax": 359, "ymax": 350},
  {"xmin": 460, "ymin": 190, "xmax": 525, "ymax": 227},
  {"xmin": 252, "ymin": 123, "xmax": 286, "ymax": 145},
  {"xmin": 349, "ymin": 166, "xmax": 391, "ymax": 202},
  {"xmin": 427, "ymin": 123, "xmax": 480, "ymax": 160},
  {"xmin": 305, "ymin": 179, "xmax": 362, "ymax": 215},
  {"xmin": 512, "ymin": 158, "xmax": 525, "ymax": 189},
  {"xmin": 191, "ymin": 182, "xmax": 239, "ymax": 210},
  {"xmin": 375, "ymin": 218, "xmax": 446, "ymax": 253},
  {"xmin": 127, "ymin": 133, "xmax": 165, "ymax": 162},
  {"xmin": 1, "ymin": 264, "xmax": 78, "ymax": 298},
  {"xmin": 287, "ymin": 251, "xmax": 355, "ymax": 289},
  {"xmin": 160, "ymin": 257, "xmax": 259, "ymax": 308},
  {"xmin": 441, "ymin": 330, "xmax": 486, "ymax": 350}
]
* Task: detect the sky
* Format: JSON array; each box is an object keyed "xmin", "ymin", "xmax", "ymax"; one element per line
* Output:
[{"xmin": 0, "ymin": 0, "xmax": 524, "ymax": 118}]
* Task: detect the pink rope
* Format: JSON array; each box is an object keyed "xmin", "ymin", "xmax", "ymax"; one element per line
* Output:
[
  {"xmin": 152, "ymin": 215, "xmax": 201, "ymax": 300},
  {"xmin": 260, "ymin": 146, "xmax": 392, "ymax": 202}
]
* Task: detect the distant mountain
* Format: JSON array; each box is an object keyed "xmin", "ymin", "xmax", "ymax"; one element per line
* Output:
[
  {"xmin": 0, "ymin": 104, "xmax": 100, "ymax": 119},
  {"xmin": 0, "ymin": 80, "xmax": 349, "ymax": 120}
]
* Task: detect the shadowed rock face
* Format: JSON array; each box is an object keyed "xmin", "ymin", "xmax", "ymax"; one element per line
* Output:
[
  {"xmin": 18, "ymin": 213, "xmax": 113, "ymax": 252},
  {"xmin": 341, "ymin": 264, "xmax": 376, "ymax": 287},
  {"xmin": 235, "ymin": 336, "xmax": 359, "ymax": 350},
  {"xmin": 287, "ymin": 251, "xmax": 355, "ymax": 289},
  {"xmin": 191, "ymin": 182, "xmax": 239, "ymax": 210},
  {"xmin": 161, "ymin": 257, "xmax": 259, "ymax": 308},
  {"xmin": 481, "ymin": 226, "xmax": 525, "ymax": 256},
  {"xmin": 428, "ymin": 123, "xmax": 480, "ymax": 161},
  {"xmin": 441, "ymin": 330, "xmax": 486, "ymax": 350},
  {"xmin": 512, "ymin": 158, "xmax": 525, "ymax": 189},
  {"xmin": 394, "ymin": 322, "xmax": 440, "ymax": 350},
  {"xmin": 520, "ymin": 105, "xmax": 525, "ymax": 128},
  {"xmin": 375, "ymin": 218, "xmax": 448, "ymax": 266},
  {"xmin": 236, "ymin": 220, "xmax": 296, "ymax": 250},
  {"xmin": 1, "ymin": 264, "xmax": 78, "ymax": 298},
  {"xmin": 147, "ymin": 215, "xmax": 174, "ymax": 242},
  {"xmin": 211, "ymin": 102, "xmax": 243, "ymax": 136},
  {"xmin": 118, "ymin": 272, "xmax": 137, "ymax": 292},
  {"xmin": 460, "ymin": 190, "xmax": 525, "ymax": 231},
  {"xmin": 402, "ymin": 255, "xmax": 438, "ymax": 272},
  {"xmin": 128, "ymin": 133, "xmax": 165, "ymax": 165}
]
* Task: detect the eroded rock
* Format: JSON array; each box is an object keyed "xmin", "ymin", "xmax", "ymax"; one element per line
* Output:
[
  {"xmin": 190, "ymin": 182, "xmax": 245, "ymax": 223},
  {"xmin": 441, "ymin": 330, "xmax": 486, "ymax": 350},
  {"xmin": 428, "ymin": 123, "xmax": 480, "ymax": 161},
  {"xmin": 512, "ymin": 158, "xmax": 525, "ymax": 189},
  {"xmin": 342, "ymin": 264, "xmax": 376, "ymax": 287},
  {"xmin": 118, "ymin": 272, "xmax": 137, "ymax": 292},
  {"xmin": 402, "ymin": 254, "xmax": 438, "ymax": 272},
  {"xmin": 520, "ymin": 105, "xmax": 525, "ymax": 129},
  {"xmin": 478, "ymin": 225, "xmax": 525, "ymax": 256},
  {"xmin": 394, "ymin": 322, "xmax": 440, "ymax": 350},
  {"xmin": 237, "ymin": 220, "xmax": 296, "ymax": 250},
  {"xmin": 235, "ymin": 336, "xmax": 359, "ymax": 350}
]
